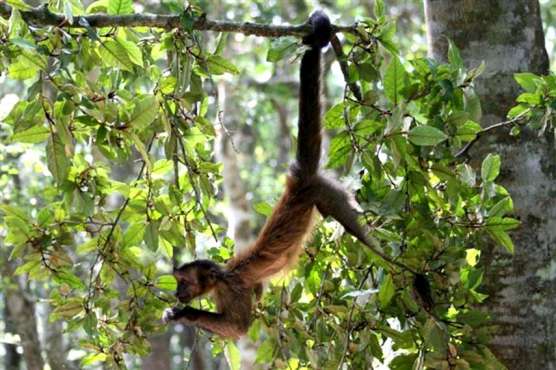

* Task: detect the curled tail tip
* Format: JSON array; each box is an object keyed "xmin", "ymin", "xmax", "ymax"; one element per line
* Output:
[{"xmin": 303, "ymin": 10, "xmax": 333, "ymax": 49}]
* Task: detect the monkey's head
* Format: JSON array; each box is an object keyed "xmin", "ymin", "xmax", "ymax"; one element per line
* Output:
[{"xmin": 173, "ymin": 260, "xmax": 223, "ymax": 303}]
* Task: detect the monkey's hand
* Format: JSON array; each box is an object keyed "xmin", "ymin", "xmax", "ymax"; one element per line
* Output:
[
  {"xmin": 302, "ymin": 10, "xmax": 333, "ymax": 49},
  {"xmin": 162, "ymin": 307, "xmax": 180, "ymax": 323},
  {"xmin": 162, "ymin": 306, "xmax": 198, "ymax": 324}
]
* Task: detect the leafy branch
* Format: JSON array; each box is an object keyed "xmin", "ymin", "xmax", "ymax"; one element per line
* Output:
[
  {"xmin": 0, "ymin": 3, "xmax": 358, "ymax": 36},
  {"xmin": 454, "ymin": 109, "xmax": 530, "ymax": 158}
]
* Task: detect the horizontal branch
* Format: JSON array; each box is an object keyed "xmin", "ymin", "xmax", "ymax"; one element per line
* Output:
[{"xmin": 0, "ymin": 3, "xmax": 358, "ymax": 37}]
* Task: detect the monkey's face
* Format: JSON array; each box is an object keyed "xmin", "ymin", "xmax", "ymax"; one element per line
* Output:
[
  {"xmin": 174, "ymin": 268, "xmax": 202, "ymax": 303},
  {"xmin": 173, "ymin": 260, "xmax": 221, "ymax": 303}
]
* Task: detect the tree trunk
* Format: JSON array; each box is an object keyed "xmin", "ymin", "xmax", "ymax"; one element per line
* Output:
[
  {"xmin": 216, "ymin": 81, "xmax": 255, "ymax": 251},
  {"xmin": 4, "ymin": 275, "xmax": 44, "ymax": 370},
  {"xmin": 44, "ymin": 318, "xmax": 76, "ymax": 370},
  {"xmin": 424, "ymin": 1, "xmax": 554, "ymax": 369},
  {"xmin": 4, "ymin": 297, "xmax": 22, "ymax": 370},
  {"xmin": 142, "ymin": 332, "xmax": 171, "ymax": 370}
]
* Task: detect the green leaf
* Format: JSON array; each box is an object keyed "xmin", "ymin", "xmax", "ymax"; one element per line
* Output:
[
  {"xmin": 384, "ymin": 57, "xmax": 407, "ymax": 105},
  {"xmin": 207, "ymin": 55, "xmax": 240, "ymax": 75},
  {"xmin": 80, "ymin": 353, "xmax": 107, "ymax": 366},
  {"xmin": 129, "ymin": 95, "xmax": 158, "ymax": 130},
  {"xmin": 253, "ymin": 202, "xmax": 273, "ymax": 216},
  {"xmin": 155, "ymin": 275, "xmax": 177, "ymax": 291},
  {"xmin": 267, "ymin": 37, "xmax": 298, "ymax": 62},
  {"xmin": 408, "ymin": 126, "xmax": 448, "ymax": 146},
  {"xmin": 52, "ymin": 300, "xmax": 84, "ymax": 318},
  {"xmin": 378, "ymin": 274, "xmax": 395, "ymax": 308},
  {"xmin": 0, "ymin": 205, "xmax": 29, "ymax": 223},
  {"xmin": 122, "ymin": 223, "xmax": 145, "ymax": 249},
  {"xmin": 152, "ymin": 159, "xmax": 173, "ymax": 179},
  {"xmin": 516, "ymin": 92, "xmax": 541, "ymax": 105},
  {"xmin": 8, "ymin": 53, "xmax": 45, "ymax": 80},
  {"xmin": 422, "ymin": 318, "xmax": 448, "ymax": 351},
  {"xmin": 14, "ymin": 260, "xmax": 40, "ymax": 275},
  {"xmin": 481, "ymin": 154, "xmax": 501, "ymax": 182},
  {"xmin": 327, "ymin": 131, "xmax": 351, "ymax": 168},
  {"xmin": 487, "ymin": 229, "xmax": 514, "ymax": 253},
  {"xmin": 10, "ymin": 125, "xmax": 50, "ymax": 143},
  {"xmin": 46, "ymin": 133, "xmax": 71, "ymax": 185},
  {"xmin": 54, "ymin": 270, "xmax": 86, "ymax": 290},
  {"xmin": 456, "ymin": 120, "xmax": 481, "ymax": 142},
  {"xmin": 99, "ymin": 39, "xmax": 134, "ymax": 71},
  {"xmin": 485, "ymin": 217, "xmax": 520, "ymax": 231},
  {"xmin": 7, "ymin": 0, "xmax": 31, "ymax": 10},
  {"xmin": 324, "ymin": 103, "xmax": 345, "ymax": 129},
  {"xmin": 514, "ymin": 72, "xmax": 541, "ymax": 92},
  {"xmin": 256, "ymin": 338, "xmax": 277, "ymax": 364},
  {"xmin": 224, "ymin": 341, "xmax": 241, "ymax": 370},
  {"xmin": 447, "ymin": 40, "xmax": 463, "ymax": 69},
  {"xmin": 374, "ymin": 0, "xmax": 385, "ymax": 17},
  {"xmin": 108, "ymin": 0, "xmax": 132, "ymax": 14},
  {"xmin": 116, "ymin": 35, "xmax": 143, "ymax": 66},
  {"xmin": 488, "ymin": 197, "xmax": 513, "ymax": 217},
  {"xmin": 145, "ymin": 221, "xmax": 159, "ymax": 251}
]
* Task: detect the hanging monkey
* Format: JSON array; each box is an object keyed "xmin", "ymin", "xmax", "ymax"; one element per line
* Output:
[{"xmin": 163, "ymin": 11, "xmax": 420, "ymax": 338}]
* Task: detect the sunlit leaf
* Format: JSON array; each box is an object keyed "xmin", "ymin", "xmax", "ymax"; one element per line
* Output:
[{"xmin": 408, "ymin": 126, "xmax": 448, "ymax": 146}]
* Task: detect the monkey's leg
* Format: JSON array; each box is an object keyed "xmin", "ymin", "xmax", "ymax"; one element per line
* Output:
[
  {"xmin": 314, "ymin": 176, "xmax": 417, "ymax": 274},
  {"xmin": 164, "ymin": 306, "xmax": 245, "ymax": 339}
]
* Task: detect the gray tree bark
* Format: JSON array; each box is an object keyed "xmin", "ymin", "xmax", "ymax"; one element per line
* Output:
[
  {"xmin": 424, "ymin": 1, "xmax": 554, "ymax": 369},
  {"xmin": 3, "ymin": 272, "xmax": 45, "ymax": 370},
  {"xmin": 3, "ymin": 297, "xmax": 22, "ymax": 370}
]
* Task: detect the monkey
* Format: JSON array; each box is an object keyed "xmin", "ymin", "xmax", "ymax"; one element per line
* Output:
[{"xmin": 163, "ymin": 11, "xmax": 420, "ymax": 339}]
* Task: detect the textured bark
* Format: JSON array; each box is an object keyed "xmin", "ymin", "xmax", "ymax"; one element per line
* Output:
[
  {"xmin": 3, "ymin": 297, "xmax": 22, "ymax": 370},
  {"xmin": 3, "ymin": 274, "xmax": 44, "ymax": 370},
  {"xmin": 424, "ymin": 1, "xmax": 554, "ymax": 369},
  {"xmin": 44, "ymin": 316, "xmax": 77, "ymax": 370}
]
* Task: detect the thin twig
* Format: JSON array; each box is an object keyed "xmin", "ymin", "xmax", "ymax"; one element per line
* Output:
[
  {"xmin": 336, "ymin": 267, "xmax": 373, "ymax": 370},
  {"xmin": 0, "ymin": 3, "xmax": 358, "ymax": 36},
  {"xmin": 172, "ymin": 123, "xmax": 219, "ymax": 242},
  {"xmin": 331, "ymin": 35, "xmax": 362, "ymax": 101},
  {"xmin": 85, "ymin": 134, "xmax": 156, "ymax": 310},
  {"xmin": 454, "ymin": 109, "xmax": 530, "ymax": 158}
]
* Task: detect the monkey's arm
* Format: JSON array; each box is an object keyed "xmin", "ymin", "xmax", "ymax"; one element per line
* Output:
[{"xmin": 163, "ymin": 306, "xmax": 245, "ymax": 339}]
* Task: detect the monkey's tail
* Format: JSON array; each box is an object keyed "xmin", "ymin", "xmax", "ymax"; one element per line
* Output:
[{"xmin": 293, "ymin": 11, "xmax": 333, "ymax": 180}]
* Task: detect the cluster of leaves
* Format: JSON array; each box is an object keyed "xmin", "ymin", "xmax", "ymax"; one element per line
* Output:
[
  {"xmin": 0, "ymin": 1, "xmax": 517, "ymax": 369},
  {"xmin": 508, "ymin": 72, "xmax": 556, "ymax": 138},
  {"xmin": 0, "ymin": 1, "xmax": 240, "ymax": 367}
]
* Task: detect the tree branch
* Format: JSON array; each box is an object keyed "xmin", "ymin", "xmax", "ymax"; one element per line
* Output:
[
  {"xmin": 0, "ymin": 3, "xmax": 358, "ymax": 36},
  {"xmin": 454, "ymin": 109, "xmax": 530, "ymax": 158},
  {"xmin": 331, "ymin": 35, "xmax": 363, "ymax": 101}
]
